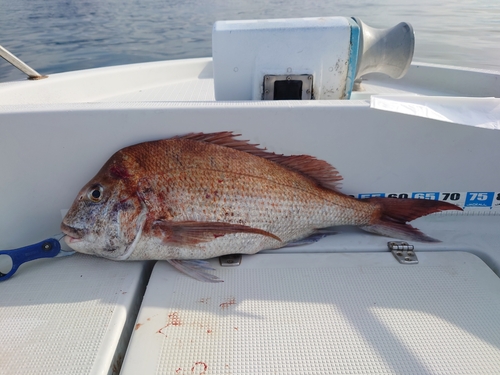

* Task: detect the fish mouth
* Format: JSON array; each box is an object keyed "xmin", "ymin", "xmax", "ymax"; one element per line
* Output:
[{"xmin": 60, "ymin": 222, "xmax": 85, "ymax": 243}]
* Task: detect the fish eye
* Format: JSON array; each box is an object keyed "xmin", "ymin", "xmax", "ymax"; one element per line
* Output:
[{"xmin": 88, "ymin": 184, "xmax": 104, "ymax": 202}]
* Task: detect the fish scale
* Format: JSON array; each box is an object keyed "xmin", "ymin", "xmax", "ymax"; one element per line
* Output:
[
  {"xmin": 61, "ymin": 132, "xmax": 461, "ymax": 281},
  {"xmin": 131, "ymin": 142, "xmax": 351, "ymax": 233}
]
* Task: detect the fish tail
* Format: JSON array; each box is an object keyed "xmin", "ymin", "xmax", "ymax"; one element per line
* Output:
[{"xmin": 360, "ymin": 197, "xmax": 462, "ymax": 242}]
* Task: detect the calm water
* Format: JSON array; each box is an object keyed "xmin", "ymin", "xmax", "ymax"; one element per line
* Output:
[{"xmin": 1, "ymin": 0, "xmax": 499, "ymax": 82}]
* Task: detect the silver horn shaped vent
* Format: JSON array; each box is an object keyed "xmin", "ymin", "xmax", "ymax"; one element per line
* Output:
[{"xmin": 352, "ymin": 17, "xmax": 415, "ymax": 80}]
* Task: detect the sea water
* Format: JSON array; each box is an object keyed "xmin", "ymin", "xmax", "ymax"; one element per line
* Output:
[{"xmin": 1, "ymin": 0, "xmax": 499, "ymax": 82}]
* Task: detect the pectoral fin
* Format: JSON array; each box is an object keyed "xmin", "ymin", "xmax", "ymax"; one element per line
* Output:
[
  {"xmin": 167, "ymin": 259, "xmax": 223, "ymax": 282},
  {"xmin": 152, "ymin": 220, "xmax": 281, "ymax": 246}
]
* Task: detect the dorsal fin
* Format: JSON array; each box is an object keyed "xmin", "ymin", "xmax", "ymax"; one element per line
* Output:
[{"xmin": 178, "ymin": 131, "xmax": 343, "ymax": 191}]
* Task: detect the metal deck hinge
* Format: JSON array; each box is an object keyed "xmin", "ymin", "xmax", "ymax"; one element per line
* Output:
[
  {"xmin": 219, "ymin": 254, "xmax": 242, "ymax": 267},
  {"xmin": 388, "ymin": 241, "xmax": 418, "ymax": 264}
]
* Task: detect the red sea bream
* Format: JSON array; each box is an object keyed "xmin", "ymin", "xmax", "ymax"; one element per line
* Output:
[{"xmin": 61, "ymin": 132, "xmax": 461, "ymax": 281}]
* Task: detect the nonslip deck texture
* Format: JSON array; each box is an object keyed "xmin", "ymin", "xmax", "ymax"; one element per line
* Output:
[
  {"xmin": 0, "ymin": 254, "xmax": 146, "ymax": 375},
  {"xmin": 122, "ymin": 252, "xmax": 500, "ymax": 375}
]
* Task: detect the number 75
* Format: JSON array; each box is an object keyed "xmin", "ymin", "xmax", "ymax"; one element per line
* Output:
[{"xmin": 469, "ymin": 193, "xmax": 488, "ymax": 201}]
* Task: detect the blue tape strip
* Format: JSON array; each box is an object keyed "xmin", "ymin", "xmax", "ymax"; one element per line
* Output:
[{"xmin": 346, "ymin": 18, "xmax": 360, "ymax": 99}]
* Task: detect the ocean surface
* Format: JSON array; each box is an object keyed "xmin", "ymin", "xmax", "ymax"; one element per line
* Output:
[{"xmin": 0, "ymin": 0, "xmax": 499, "ymax": 82}]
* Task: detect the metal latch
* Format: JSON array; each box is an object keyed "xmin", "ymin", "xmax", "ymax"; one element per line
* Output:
[
  {"xmin": 263, "ymin": 74, "xmax": 313, "ymax": 100},
  {"xmin": 219, "ymin": 254, "xmax": 242, "ymax": 267},
  {"xmin": 388, "ymin": 241, "xmax": 418, "ymax": 264}
]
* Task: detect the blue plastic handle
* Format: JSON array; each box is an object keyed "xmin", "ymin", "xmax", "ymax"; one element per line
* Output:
[{"xmin": 0, "ymin": 238, "xmax": 62, "ymax": 281}]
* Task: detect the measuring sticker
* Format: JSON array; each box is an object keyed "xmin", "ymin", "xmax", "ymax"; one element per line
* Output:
[
  {"xmin": 464, "ymin": 192, "xmax": 495, "ymax": 207},
  {"xmin": 354, "ymin": 191, "xmax": 500, "ymax": 215}
]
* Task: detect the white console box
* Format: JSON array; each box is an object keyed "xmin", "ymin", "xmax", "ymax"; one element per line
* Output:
[{"xmin": 212, "ymin": 17, "xmax": 359, "ymax": 101}]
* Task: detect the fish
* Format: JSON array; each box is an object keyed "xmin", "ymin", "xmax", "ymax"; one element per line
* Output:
[{"xmin": 61, "ymin": 131, "xmax": 462, "ymax": 282}]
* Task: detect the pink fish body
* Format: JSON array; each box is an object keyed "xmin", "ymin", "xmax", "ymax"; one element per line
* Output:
[{"xmin": 61, "ymin": 132, "xmax": 461, "ymax": 281}]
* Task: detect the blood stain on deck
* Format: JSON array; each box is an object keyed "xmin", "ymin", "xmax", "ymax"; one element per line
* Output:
[
  {"xmin": 219, "ymin": 297, "xmax": 236, "ymax": 309},
  {"xmin": 156, "ymin": 311, "xmax": 182, "ymax": 335}
]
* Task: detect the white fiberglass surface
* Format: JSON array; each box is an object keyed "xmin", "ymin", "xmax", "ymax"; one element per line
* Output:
[
  {"xmin": 0, "ymin": 60, "xmax": 499, "ymax": 104},
  {"xmin": 121, "ymin": 252, "xmax": 500, "ymax": 375},
  {"xmin": 0, "ymin": 254, "xmax": 150, "ymax": 375}
]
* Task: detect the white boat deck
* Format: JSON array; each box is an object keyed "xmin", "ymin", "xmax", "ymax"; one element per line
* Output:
[
  {"xmin": 122, "ymin": 251, "xmax": 500, "ymax": 375},
  {"xmin": 101, "ymin": 78, "xmax": 216, "ymax": 102},
  {"xmin": 1, "ymin": 256, "xmax": 151, "ymax": 375},
  {"xmin": 1, "ymin": 56, "xmax": 500, "ymax": 374},
  {"xmin": 0, "ymin": 58, "xmax": 499, "ymax": 105}
]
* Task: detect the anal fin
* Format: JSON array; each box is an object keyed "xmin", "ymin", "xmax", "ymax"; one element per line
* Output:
[{"xmin": 167, "ymin": 259, "xmax": 223, "ymax": 283}]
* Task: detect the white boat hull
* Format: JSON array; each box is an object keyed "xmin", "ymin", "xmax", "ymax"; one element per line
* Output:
[{"xmin": 1, "ymin": 54, "xmax": 500, "ymax": 374}]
